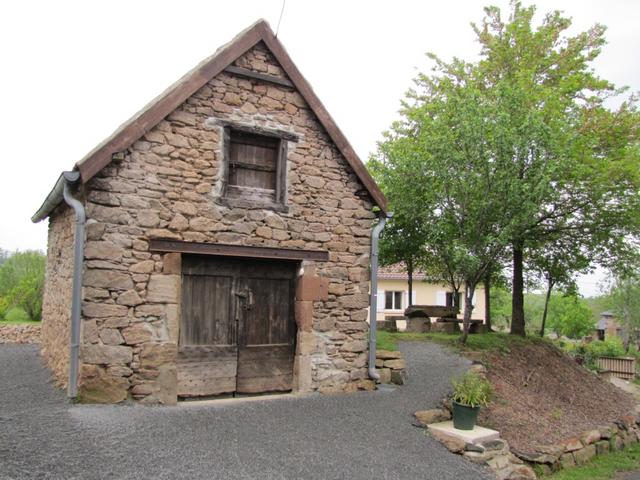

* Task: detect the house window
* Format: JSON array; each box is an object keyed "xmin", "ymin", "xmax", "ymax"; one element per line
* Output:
[
  {"xmin": 385, "ymin": 291, "xmax": 403, "ymax": 310},
  {"xmin": 223, "ymin": 128, "xmax": 287, "ymax": 208},
  {"xmin": 446, "ymin": 291, "xmax": 462, "ymax": 311}
]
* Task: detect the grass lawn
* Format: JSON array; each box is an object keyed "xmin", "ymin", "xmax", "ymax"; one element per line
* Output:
[
  {"xmin": 0, "ymin": 306, "xmax": 40, "ymax": 325},
  {"xmin": 0, "ymin": 319, "xmax": 41, "ymax": 325},
  {"xmin": 543, "ymin": 442, "xmax": 640, "ymax": 479},
  {"xmin": 376, "ymin": 330, "xmax": 545, "ymax": 353}
]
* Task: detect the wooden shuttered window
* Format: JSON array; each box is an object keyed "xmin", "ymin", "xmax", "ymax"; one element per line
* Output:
[
  {"xmin": 224, "ymin": 128, "xmax": 288, "ymax": 208},
  {"xmin": 229, "ymin": 131, "xmax": 278, "ymax": 190}
]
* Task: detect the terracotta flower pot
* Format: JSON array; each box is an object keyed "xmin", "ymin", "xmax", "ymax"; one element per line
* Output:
[{"xmin": 452, "ymin": 401, "xmax": 480, "ymax": 430}]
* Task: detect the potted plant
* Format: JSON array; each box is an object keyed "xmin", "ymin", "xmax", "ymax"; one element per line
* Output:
[{"xmin": 451, "ymin": 371, "xmax": 492, "ymax": 430}]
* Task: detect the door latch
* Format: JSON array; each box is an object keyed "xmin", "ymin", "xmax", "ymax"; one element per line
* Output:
[{"xmin": 233, "ymin": 289, "xmax": 254, "ymax": 311}]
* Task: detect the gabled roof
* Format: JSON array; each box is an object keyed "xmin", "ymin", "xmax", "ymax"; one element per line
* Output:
[
  {"xmin": 378, "ymin": 262, "xmax": 430, "ymax": 281},
  {"xmin": 32, "ymin": 19, "xmax": 387, "ymax": 222}
]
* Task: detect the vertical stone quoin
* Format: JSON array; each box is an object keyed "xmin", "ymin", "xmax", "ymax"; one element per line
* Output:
[
  {"xmin": 40, "ymin": 204, "xmax": 75, "ymax": 387},
  {"xmin": 43, "ymin": 37, "xmax": 379, "ymax": 403}
]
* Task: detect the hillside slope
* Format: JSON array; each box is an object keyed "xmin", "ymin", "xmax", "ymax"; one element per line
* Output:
[{"xmin": 479, "ymin": 341, "xmax": 636, "ymax": 452}]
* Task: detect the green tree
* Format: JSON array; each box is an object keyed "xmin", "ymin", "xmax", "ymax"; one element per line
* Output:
[
  {"xmin": 0, "ymin": 248, "xmax": 9, "ymax": 266},
  {"xmin": 528, "ymin": 235, "xmax": 591, "ymax": 337},
  {"xmin": 491, "ymin": 287, "xmax": 512, "ymax": 329},
  {"xmin": 378, "ymin": 213, "xmax": 429, "ymax": 308},
  {"xmin": 372, "ymin": 41, "xmax": 519, "ymax": 343},
  {"xmin": 608, "ymin": 275, "xmax": 640, "ymax": 350},
  {"xmin": 471, "ymin": 3, "xmax": 640, "ymax": 336},
  {"xmin": 0, "ymin": 250, "xmax": 46, "ymax": 320},
  {"xmin": 373, "ymin": 1, "xmax": 640, "ymax": 340},
  {"xmin": 547, "ymin": 295, "xmax": 595, "ymax": 339}
]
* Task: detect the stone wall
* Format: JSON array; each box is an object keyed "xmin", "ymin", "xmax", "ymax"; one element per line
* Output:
[
  {"xmin": 73, "ymin": 42, "xmax": 376, "ymax": 403},
  {"xmin": 41, "ymin": 204, "xmax": 75, "ymax": 387},
  {"xmin": 375, "ymin": 349, "xmax": 407, "ymax": 385},
  {"xmin": 512, "ymin": 418, "xmax": 640, "ymax": 477},
  {"xmin": 0, "ymin": 324, "xmax": 41, "ymax": 344}
]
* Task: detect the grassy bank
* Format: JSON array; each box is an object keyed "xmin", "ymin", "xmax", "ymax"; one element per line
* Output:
[
  {"xmin": 376, "ymin": 330, "xmax": 546, "ymax": 353},
  {"xmin": 544, "ymin": 442, "xmax": 640, "ymax": 479},
  {"xmin": 0, "ymin": 319, "xmax": 40, "ymax": 325}
]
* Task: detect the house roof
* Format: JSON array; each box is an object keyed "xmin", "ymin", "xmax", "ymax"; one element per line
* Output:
[
  {"xmin": 32, "ymin": 19, "xmax": 387, "ymax": 222},
  {"xmin": 378, "ymin": 262, "xmax": 430, "ymax": 281}
]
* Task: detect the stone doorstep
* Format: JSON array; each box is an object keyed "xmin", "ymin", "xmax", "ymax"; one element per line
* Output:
[
  {"xmin": 428, "ymin": 421, "xmax": 501, "ymax": 445},
  {"xmin": 178, "ymin": 392, "xmax": 307, "ymax": 407}
]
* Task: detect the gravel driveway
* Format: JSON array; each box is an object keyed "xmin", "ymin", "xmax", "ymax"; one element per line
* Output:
[{"xmin": 0, "ymin": 343, "xmax": 491, "ymax": 480}]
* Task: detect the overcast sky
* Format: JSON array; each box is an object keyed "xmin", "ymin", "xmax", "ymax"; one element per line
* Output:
[{"xmin": 1, "ymin": 0, "xmax": 638, "ymax": 296}]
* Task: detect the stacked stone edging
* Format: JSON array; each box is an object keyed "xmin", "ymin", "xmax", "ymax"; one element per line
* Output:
[
  {"xmin": 415, "ymin": 407, "xmax": 536, "ymax": 479},
  {"xmin": 375, "ymin": 349, "xmax": 407, "ymax": 385},
  {"xmin": 511, "ymin": 416, "xmax": 640, "ymax": 476},
  {"xmin": 463, "ymin": 439, "xmax": 535, "ymax": 480},
  {"xmin": 0, "ymin": 324, "xmax": 41, "ymax": 344}
]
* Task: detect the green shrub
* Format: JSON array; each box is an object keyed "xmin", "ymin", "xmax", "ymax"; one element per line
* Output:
[
  {"xmin": 559, "ymin": 337, "xmax": 628, "ymax": 371},
  {"xmin": 4, "ymin": 307, "xmax": 30, "ymax": 323},
  {"xmin": 452, "ymin": 371, "xmax": 492, "ymax": 407},
  {"xmin": 557, "ymin": 340, "xmax": 578, "ymax": 354},
  {"xmin": 586, "ymin": 337, "xmax": 626, "ymax": 358}
]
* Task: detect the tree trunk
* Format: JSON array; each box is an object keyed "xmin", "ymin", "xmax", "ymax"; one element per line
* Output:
[
  {"xmin": 460, "ymin": 283, "xmax": 476, "ymax": 344},
  {"xmin": 511, "ymin": 242, "xmax": 526, "ymax": 336},
  {"xmin": 452, "ymin": 286, "xmax": 461, "ymax": 313},
  {"xmin": 623, "ymin": 304, "xmax": 631, "ymax": 352},
  {"xmin": 539, "ymin": 277, "xmax": 554, "ymax": 338},
  {"xmin": 484, "ymin": 273, "xmax": 492, "ymax": 332},
  {"xmin": 407, "ymin": 258, "xmax": 414, "ymax": 308}
]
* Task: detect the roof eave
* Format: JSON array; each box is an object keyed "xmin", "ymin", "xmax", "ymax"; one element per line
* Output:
[{"xmin": 31, "ymin": 170, "xmax": 81, "ymax": 223}]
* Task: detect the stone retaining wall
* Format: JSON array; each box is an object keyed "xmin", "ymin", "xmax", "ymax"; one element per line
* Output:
[
  {"xmin": 512, "ymin": 418, "xmax": 640, "ymax": 476},
  {"xmin": 0, "ymin": 324, "xmax": 41, "ymax": 344},
  {"xmin": 375, "ymin": 349, "xmax": 407, "ymax": 385}
]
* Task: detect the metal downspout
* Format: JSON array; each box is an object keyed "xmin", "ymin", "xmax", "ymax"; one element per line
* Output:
[
  {"xmin": 368, "ymin": 212, "xmax": 391, "ymax": 381},
  {"xmin": 62, "ymin": 171, "xmax": 85, "ymax": 400}
]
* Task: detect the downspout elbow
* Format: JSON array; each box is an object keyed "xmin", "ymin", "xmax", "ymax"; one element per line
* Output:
[
  {"xmin": 63, "ymin": 172, "xmax": 85, "ymax": 223},
  {"xmin": 368, "ymin": 211, "xmax": 392, "ymax": 381}
]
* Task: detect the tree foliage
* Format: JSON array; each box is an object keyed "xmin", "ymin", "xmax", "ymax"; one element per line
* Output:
[
  {"xmin": 370, "ymin": 1, "xmax": 640, "ymax": 341},
  {"xmin": 0, "ymin": 248, "xmax": 9, "ymax": 266},
  {"xmin": 491, "ymin": 287, "xmax": 594, "ymax": 338},
  {"xmin": 378, "ymin": 212, "xmax": 429, "ymax": 307},
  {"xmin": 0, "ymin": 250, "xmax": 46, "ymax": 321},
  {"xmin": 527, "ymin": 234, "xmax": 591, "ymax": 337},
  {"xmin": 607, "ymin": 274, "xmax": 640, "ymax": 349},
  {"xmin": 472, "ymin": 3, "xmax": 640, "ymax": 335},
  {"xmin": 546, "ymin": 295, "xmax": 594, "ymax": 339}
]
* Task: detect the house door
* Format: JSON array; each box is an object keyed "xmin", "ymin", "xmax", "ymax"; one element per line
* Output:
[{"xmin": 177, "ymin": 255, "xmax": 297, "ymax": 398}]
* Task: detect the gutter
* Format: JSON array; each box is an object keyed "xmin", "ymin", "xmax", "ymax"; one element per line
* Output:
[
  {"xmin": 368, "ymin": 211, "xmax": 392, "ymax": 381},
  {"xmin": 32, "ymin": 171, "xmax": 85, "ymax": 399},
  {"xmin": 32, "ymin": 170, "xmax": 77, "ymax": 223}
]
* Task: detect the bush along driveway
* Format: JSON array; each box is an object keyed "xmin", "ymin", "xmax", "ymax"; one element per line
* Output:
[{"xmin": 1, "ymin": 343, "xmax": 491, "ymax": 480}]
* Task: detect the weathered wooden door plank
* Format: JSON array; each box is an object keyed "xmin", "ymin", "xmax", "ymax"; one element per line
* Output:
[
  {"xmin": 179, "ymin": 255, "xmax": 298, "ymax": 398},
  {"xmin": 236, "ymin": 261, "xmax": 297, "ymax": 394}
]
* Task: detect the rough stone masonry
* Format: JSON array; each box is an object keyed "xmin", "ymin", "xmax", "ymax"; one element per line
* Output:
[{"xmin": 40, "ymin": 40, "xmax": 380, "ymax": 404}]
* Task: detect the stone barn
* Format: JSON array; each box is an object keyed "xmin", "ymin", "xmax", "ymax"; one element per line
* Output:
[{"xmin": 31, "ymin": 20, "xmax": 388, "ymax": 404}]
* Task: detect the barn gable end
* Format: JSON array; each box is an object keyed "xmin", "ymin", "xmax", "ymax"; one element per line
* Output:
[{"xmin": 37, "ymin": 21, "xmax": 385, "ymax": 404}]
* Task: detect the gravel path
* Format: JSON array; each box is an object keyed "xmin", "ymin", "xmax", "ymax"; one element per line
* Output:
[{"xmin": 0, "ymin": 343, "xmax": 491, "ymax": 480}]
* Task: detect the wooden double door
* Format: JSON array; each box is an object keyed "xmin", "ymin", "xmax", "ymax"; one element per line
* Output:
[{"xmin": 178, "ymin": 255, "xmax": 298, "ymax": 398}]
